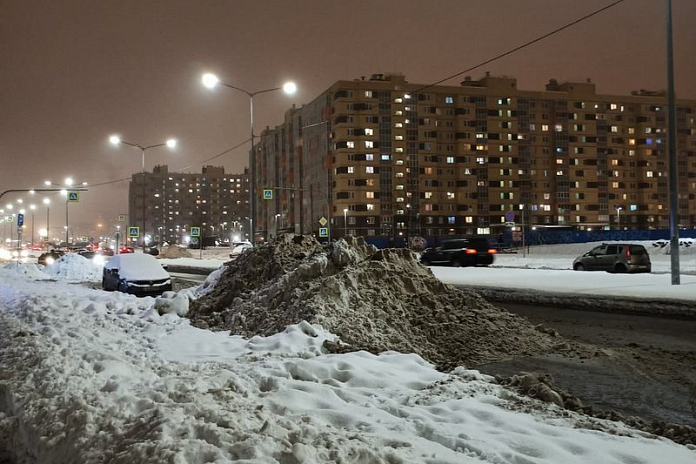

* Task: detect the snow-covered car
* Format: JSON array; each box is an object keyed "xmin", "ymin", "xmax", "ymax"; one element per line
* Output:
[
  {"xmin": 38, "ymin": 250, "xmax": 66, "ymax": 266},
  {"xmin": 229, "ymin": 242, "xmax": 253, "ymax": 259},
  {"xmin": 102, "ymin": 253, "xmax": 172, "ymax": 296}
]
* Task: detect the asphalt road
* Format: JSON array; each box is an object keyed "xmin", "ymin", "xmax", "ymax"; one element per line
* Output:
[{"xmin": 478, "ymin": 302, "xmax": 696, "ymax": 429}]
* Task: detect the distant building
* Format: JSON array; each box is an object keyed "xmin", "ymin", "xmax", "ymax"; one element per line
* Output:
[
  {"xmin": 128, "ymin": 165, "xmax": 249, "ymax": 245},
  {"xmin": 253, "ymin": 73, "xmax": 696, "ymax": 243}
]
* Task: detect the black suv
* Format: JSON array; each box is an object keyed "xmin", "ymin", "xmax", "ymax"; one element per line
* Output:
[
  {"xmin": 420, "ymin": 238, "xmax": 496, "ymax": 267},
  {"xmin": 573, "ymin": 243, "xmax": 651, "ymax": 273}
]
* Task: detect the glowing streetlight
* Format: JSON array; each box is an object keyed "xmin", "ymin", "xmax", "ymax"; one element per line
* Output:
[
  {"xmin": 109, "ymin": 134, "xmax": 177, "ymax": 249},
  {"xmin": 343, "ymin": 208, "xmax": 348, "ymax": 237},
  {"xmin": 202, "ymin": 71, "xmax": 297, "ymax": 243}
]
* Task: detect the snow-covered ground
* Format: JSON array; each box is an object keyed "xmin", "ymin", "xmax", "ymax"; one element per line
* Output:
[{"xmin": 0, "ymin": 242, "xmax": 695, "ymax": 463}]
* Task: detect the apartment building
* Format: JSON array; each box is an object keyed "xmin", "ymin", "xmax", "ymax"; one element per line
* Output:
[
  {"xmin": 128, "ymin": 165, "xmax": 249, "ymax": 245},
  {"xmin": 254, "ymin": 73, "xmax": 696, "ymax": 242}
]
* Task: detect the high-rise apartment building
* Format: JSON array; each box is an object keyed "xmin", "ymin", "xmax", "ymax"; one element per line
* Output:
[
  {"xmin": 128, "ymin": 165, "xmax": 249, "ymax": 245},
  {"xmin": 254, "ymin": 73, "xmax": 696, "ymax": 242}
]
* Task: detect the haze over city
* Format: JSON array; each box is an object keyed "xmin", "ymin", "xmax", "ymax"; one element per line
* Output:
[{"xmin": 1, "ymin": 0, "xmax": 694, "ymax": 239}]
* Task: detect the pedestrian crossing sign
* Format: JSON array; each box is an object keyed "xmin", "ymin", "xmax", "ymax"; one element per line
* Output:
[
  {"xmin": 128, "ymin": 226, "xmax": 139, "ymax": 238},
  {"xmin": 263, "ymin": 189, "xmax": 273, "ymax": 200},
  {"xmin": 190, "ymin": 227, "xmax": 201, "ymax": 237},
  {"xmin": 67, "ymin": 191, "xmax": 80, "ymax": 202},
  {"xmin": 319, "ymin": 227, "xmax": 328, "ymax": 238}
]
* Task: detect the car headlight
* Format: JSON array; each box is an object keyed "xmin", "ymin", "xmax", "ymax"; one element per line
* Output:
[
  {"xmin": 92, "ymin": 254, "xmax": 105, "ymax": 265},
  {"xmin": 0, "ymin": 249, "xmax": 11, "ymax": 260},
  {"xmin": 46, "ymin": 257, "xmax": 55, "ymax": 265}
]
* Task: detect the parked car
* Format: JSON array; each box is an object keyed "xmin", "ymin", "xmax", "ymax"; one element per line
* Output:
[
  {"xmin": 102, "ymin": 253, "xmax": 172, "ymax": 296},
  {"xmin": 38, "ymin": 249, "xmax": 66, "ymax": 266},
  {"xmin": 229, "ymin": 241, "xmax": 253, "ymax": 259},
  {"xmin": 118, "ymin": 246, "xmax": 135, "ymax": 254},
  {"xmin": 573, "ymin": 243, "xmax": 651, "ymax": 273},
  {"xmin": 420, "ymin": 238, "xmax": 496, "ymax": 267}
]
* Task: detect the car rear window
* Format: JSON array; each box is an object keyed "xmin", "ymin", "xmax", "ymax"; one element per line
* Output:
[{"xmin": 629, "ymin": 245, "xmax": 648, "ymax": 255}]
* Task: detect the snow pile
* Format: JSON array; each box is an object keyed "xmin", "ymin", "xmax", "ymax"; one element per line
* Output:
[
  {"xmin": 1, "ymin": 262, "xmax": 51, "ymax": 280},
  {"xmin": 158, "ymin": 245, "xmax": 193, "ymax": 259},
  {"xmin": 190, "ymin": 234, "xmax": 569, "ymax": 368},
  {"xmin": 41, "ymin": 252, "xmax": 103, "ymax": 282}
]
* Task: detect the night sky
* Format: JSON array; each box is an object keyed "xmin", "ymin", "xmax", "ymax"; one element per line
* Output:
[{"xmin": 1, "ymin": 0, "xmax": 694, "ymax": 238}]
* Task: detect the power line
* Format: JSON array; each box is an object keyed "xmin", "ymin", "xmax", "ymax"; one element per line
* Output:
[{"xmin": 414, "ymin": 0, "xmax": 627, "ymax": 93}]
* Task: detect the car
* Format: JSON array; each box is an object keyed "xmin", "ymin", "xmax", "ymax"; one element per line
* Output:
[
  {"xmin": 229, "ymin": 241, "xmax": 253, "ymax": 259},
  {"xmin": 420, "ymin": 237, "xmax": 496, "ymax": 267},
  {"xmin": 118, "ymin": 246, "xmax": 135, "ymax": 254},
  {"xmin": 102, "ymin": 253, "xmax": 172, "ymax": 296},
  {"xmin": 38, "ymin": 249, "xmax": 66, "ymax": 266},
  {"xmin": 573, "ymin": 243, "xmax": 651, "ymax": 273}
]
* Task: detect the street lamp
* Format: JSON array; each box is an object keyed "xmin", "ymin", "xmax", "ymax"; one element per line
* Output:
[
  {"xmin": 202, "ymin": 72, "xmax": 297, "ymax": 244},
  {"xmin": 109, "ymin": 135, "xmax": 177, "ymax": 249},
  {"xmin": 343, "ymin": 208, "xmax": 348, "ymax": 237},
  {"xmin": 29, "ymin": 204, "xmax": 36, "ymax": 247}
]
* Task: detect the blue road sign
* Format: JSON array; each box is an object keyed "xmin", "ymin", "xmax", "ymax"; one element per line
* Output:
[
  {"xmin": 190, "ymin": 227, "xmax": 201, "ymax": 237},
  {"xmin": 263, "ymin": 189, "xmax": 273, "ymax": 200},
  {"xmin": 17, "ymin": 213, "xmax": 24, "ymax": 227},
  {"xmin": 128, "ymin": 226, "xmax": 139, "ymax": 238},
  {"xmin": 68, "ymin": 191, "xmax": 80, "ymax": 202},
  {"xmin": 319, "ymin": 227, "xmax": 329, "ymax": 238}
]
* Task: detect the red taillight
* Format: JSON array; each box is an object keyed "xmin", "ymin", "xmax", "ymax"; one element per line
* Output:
[
  {"xmin": 626, "ymin": 247, "xmax": 631, "ymax": 259},
  {"xmin": 465, "ymin": 249, "xmax": 477, "ymax": 254},
  {"xmin": 488, "ymin": 248, "xmax": 497, "ymax": 254}
]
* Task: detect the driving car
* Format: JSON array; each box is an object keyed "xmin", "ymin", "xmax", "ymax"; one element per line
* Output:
[
  {"xmin": 573, "ymin": 243, "xmax": 651, "ymax": 273},
  {"xmin": 38, "ymin": 249, "xmax": 66, "ymax": 266},
  {"xmin": 420, "ymin": 237, "xmax": 496, "ymax": 267},
  {"xmin": 102, "ymin": 253, "xmax": 172, "ymax": 296}
]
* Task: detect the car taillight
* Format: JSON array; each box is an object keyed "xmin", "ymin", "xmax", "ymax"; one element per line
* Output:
[
  {"xmin": 625, "ymin": 247, "xmax": 631, "ymax": 259},
  {"xmin": 465, "ymin": 249, "xmax": 477, "ymax": 254},
  {"xmin": 488, "ymin": 248, "xmax": 497, "ymax": 254}
]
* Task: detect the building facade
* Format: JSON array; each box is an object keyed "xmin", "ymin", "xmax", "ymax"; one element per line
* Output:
[
  {"xmin": 253, "ymin": 73, "xmax": 696, "ymax": 243},
  {"xmin": 128, "ymin": 165, "xmax": 249, "ymax": 245}
]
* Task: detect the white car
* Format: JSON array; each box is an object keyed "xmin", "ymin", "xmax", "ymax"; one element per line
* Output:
[{"xmin": 229, "ymin": 242, "xmax": 253, "ymax": 259}]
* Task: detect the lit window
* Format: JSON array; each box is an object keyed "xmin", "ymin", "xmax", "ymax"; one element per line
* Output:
[
  {"xmin": 365, "ymin": 128, "xmax": 374, "ymax": 136},
  {"xmin": 365, "ymin": 141, "xmax": 374, "ymax": 148},
  {"xmin": 395, "ymin": 98, "xmax": 403, "ymax": 103},
  {"xmin": 542, "ymin": 124, "xmax": 549, "ymax": 132},
  {"xmin": 611, "ymin": 126, "xmax": 618, "ymax": 133},
  {"xmin": 476, "ymin": 157, "xmax": 485, "ymax": 164},
  {"xmin": 610, "ymin": 103, "xmax": 618, "ymax": 110},
  {"xmin": 395, "ymin": 147, "xmax": 404, "ymax": 153},
  {"xmin": 366, "ymin": 192, "xmax": 374, "ymax": 199},
  {"xmin": 347, "ymin": 141, "xmax": 355, "ymax": 148},
  {"xmin": 465, "ymin": 216, "xmax": 473, "ymax": 223},
  {"xmin": 347, "ymin": 166, "xmax": 354, "ymax": 173},
  {"xmin": 612, "ymin": 182, "xmax": 619, "ymax": 188},
  {"xmin": 445, "ymin": 96, "xmax": 454, "ymax": 104},
  {"xmin": 555, "ymin": 124, "xmax": 563, "ymax": 132},
  {"xmin": 395, "ymin": 135, "xmax": 403, "ymax": 141},
  {"xmin": 365, "ymin": 154, "xmax": 373, "ymax": 161},
  {"xmin": 395, "ymin": 122, "xmax": 403, "ymax": 128},
  {"xmin": 425, "ymin": 192, "xmax": 433, "ymax": 199},
  {"xmin": 381, "ymin": 154, "xmax": 391, "ymax": 160},
  {"xmin": 395, "ymin": 110, "xmax": 403, "ymax": 116},
  {"xmin": 366, "ymin": 166, "xmax": 374, "ymax": 173},
  {"xmin": 404, "ymin": 94, "xmax": 411, "ymax": 99},
  {"xmin": 447, "ymin": 217, "xmax": 456, "ymax": 224},
  {"xmin": 367, "ymin": 204, "xmax": 374, "ymax": 211},
  {"xmin": 446, "ymin": 156, "xmax": 454, "ymax": 164},
  {"xmin": 396, "ymin": 185, "xmax": 404, "ymax": 190},
  {"xmin": 365, "ymin": 91, "xmax": 373, "ymax": 98}
]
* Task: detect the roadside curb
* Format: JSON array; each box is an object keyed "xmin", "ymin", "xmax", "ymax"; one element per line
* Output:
[{"xmin": 455, "ymin": 285, "xmax": 696, "ymax": 320}]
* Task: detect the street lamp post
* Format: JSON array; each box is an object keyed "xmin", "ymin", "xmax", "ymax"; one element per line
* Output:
[
  {"xmin": 29, "ymin": 204, "xmax": 35, "ymax": 247},
  {"xmin": 202, "ymin": 73, "xmax": 296, "ymax": 244},
  {"xmin": 43, "ymin": 198, "xmax": 50, "ymax": 250},
  {"xmin": 343, "ymin": 208, "xmax": 348, "ymax": 237},
  {"xmin": 109, "ymin": 135, "xmax": 176, "ymax": 250},
  {"xmin": 616, "ymin": 206, "xmax": 622, "ymax": 230},
  {"xmin": 44, "ymin": 178, "xmax": 87, "ymax": 247}
]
